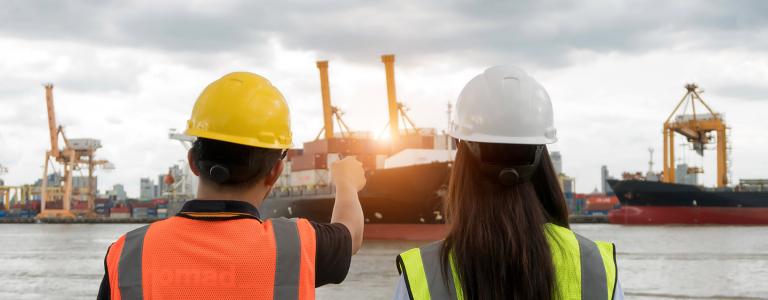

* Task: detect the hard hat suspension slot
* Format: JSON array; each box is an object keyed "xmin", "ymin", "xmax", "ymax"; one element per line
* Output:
[{"xmin": 464, "ymin": 141, "xmax": 544, "ymax": 186}]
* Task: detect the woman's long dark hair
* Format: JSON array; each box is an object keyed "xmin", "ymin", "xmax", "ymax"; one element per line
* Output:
[{"xmin": 441, "ymin": 142, "xmax": 570, "ymax": 300}]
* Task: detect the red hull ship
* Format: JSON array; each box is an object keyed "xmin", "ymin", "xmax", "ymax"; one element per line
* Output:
[{"xmin": 608, "ymin": 180, "xmax": 768, "ymax": 225}]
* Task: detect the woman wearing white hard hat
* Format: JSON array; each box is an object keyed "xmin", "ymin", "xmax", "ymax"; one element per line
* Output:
[{"xmin": 392, "ymin": 66, "xmax": 623, "ymax": 299}]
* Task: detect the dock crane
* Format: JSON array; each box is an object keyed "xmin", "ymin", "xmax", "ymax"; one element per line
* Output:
[
  {"xmin": 662, "ymin": 83, "xmax": 729, "ymax": 188},
  {"xmin": 39, "ymin": 84, "xmax": 111, "ymax": 218}
]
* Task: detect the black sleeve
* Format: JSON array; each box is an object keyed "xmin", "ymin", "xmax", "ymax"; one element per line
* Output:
[
  {"xmin": 310, "ymin": 221, "xmax": 352, "ymax": 287},
  {"xmin": 97, "ymin": 246, "xmax": 111, "ymax": 300}
]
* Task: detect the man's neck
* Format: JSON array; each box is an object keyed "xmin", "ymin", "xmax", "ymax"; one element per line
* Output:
[{"xmin": 195, "ymin": 184, "xmax": 268, "ymax": 208}]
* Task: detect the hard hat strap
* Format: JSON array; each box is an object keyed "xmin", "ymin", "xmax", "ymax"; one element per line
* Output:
[
  {"xmin": 463, "ymin": 141, "xmax": 543, "ymax": 186},
  {"xmin": 280, "ymin": 150, "xmax": 288, "ymax": 160}
]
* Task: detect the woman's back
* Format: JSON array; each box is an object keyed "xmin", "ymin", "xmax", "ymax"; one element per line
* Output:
[
  {"xmin": 392, "ymin": 65, "xmax": 622, "ymax": 300},
  {"xmin": 397, "ymin": 223, "xmax": 617, "ymax": 300}
]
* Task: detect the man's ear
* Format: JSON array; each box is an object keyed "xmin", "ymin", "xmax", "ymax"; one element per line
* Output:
[
  {"xmin": 188, "ymin": 150, "xmax": 200, "ymax": 176},
  {"xmin": 264, "ymin": 160, "xmax": 284, "ymax": 186}
]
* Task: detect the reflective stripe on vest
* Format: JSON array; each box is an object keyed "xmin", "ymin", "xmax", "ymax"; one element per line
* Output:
[
  {"xmin": 112, "ymin": 217, "xmax": 310, "ymax": 300},
  {"xmin": 397, "ymin": 242, "xmax": 460, "ymax": 300},
  {"xmin": 574, "ymin": 232, "xmax": 607, "ymax": 300},
  {"xmin": 118, "ymin": 224, "xmax": 150, "ymax": 299},
  {"xmin": 273, "ymin": 218, "xmax": 302, "ymax": 300},
  {"xmin": 397, "ymin": 224, "xmax": 617, "ymax": 300}
]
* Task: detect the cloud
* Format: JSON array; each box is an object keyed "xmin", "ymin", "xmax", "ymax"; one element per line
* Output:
[
  {"xmin": 1, "ymin": 0, "xmax": 767, "ymax": 195},
  {"xmin": 2, "ymin": 0, "xmax": 767, "ymax": 67},
  {"xmin": 714, "ymin": 84, "xmax": 768, "ymax": 101}
]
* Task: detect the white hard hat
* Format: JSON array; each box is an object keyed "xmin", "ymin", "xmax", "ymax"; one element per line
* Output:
[{"xmin": 449, "ymin": 65, "xmax": 557, "ymax": 145}]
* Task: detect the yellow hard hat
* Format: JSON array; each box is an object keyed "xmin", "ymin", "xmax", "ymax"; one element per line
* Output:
[{"xmin": 185, "ymin": 72, "xmax": 292, "ymax": 149}]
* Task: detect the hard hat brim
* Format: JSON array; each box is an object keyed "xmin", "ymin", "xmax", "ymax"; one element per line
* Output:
[
  {"xmin": 449, "ymin": 131, "xmax": 557, "ymax": 145},
  {"xmin": 185, "ymin": 128, "xmax": 292, "ymax": 149}
]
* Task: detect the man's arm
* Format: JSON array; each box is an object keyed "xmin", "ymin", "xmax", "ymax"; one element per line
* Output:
[{"xmin": 329, "ymin": 157, "xmax": 366, "ymax": 254}]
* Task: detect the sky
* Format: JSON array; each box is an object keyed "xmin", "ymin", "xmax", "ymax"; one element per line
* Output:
[{"xmin": 0, "ymin": 0, "xmax": 767, "ymax": 197}]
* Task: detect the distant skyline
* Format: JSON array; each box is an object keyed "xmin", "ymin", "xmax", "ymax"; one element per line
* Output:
[{"xmin": 1, "ymin": 0, "xmax": 767, "ymax": 197}]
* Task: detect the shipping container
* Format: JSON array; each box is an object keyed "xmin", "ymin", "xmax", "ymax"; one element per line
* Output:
[
  {"xmin": 584, "ymin": 210, "xmax": 610, "ymax": 216},
  {"xmin": 584, "ymin": 195, "xmax": 619, "ymax": 211},
  {"xmin": 131, "ymin": 201, "xmax": 156, "ymax": 209},
  {"xmin": 110, "ymin": 212, "xmax": 130, "ymax": 219},
  {"xmin": 292, "ymin": 154, "xmax": 328, "ymax": 171},
  {"xmin": 110, "ymin": 206, "xmax": 130, "ymax": 213},
  {"xmin": 290, "ymin": 169, "xmax": 330, "ymax": 187},
  {"xmin": 285, "ymin": 149, "xmax": 303, "ymax": 160},
  {"xmin": 43, "ymin": 201, "xmax": 64, "ymax": 210},
  {"xmin": 7, "ymin": 210, "xmax": 35, "ymax": 218},
  {"xmin": 71, "ymin": 201, "xmax": 89, "ymax": 210},
  {"xmin": 302, "ymin": 138, "xmax": 389, "ymax": 156},
  {"xmin": 394, "ymin": 134, "xmax": 436, "ymax": 152}
]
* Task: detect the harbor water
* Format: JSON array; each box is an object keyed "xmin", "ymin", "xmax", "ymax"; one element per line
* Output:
[{"xmin": 0, "ymin": 224, "xmax": 766, "ymax": 299}]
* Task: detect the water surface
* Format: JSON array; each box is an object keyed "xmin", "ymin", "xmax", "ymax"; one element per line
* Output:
[{"xmin": 0, "ymin": 224, "xmax": 765, "ymax": 299}]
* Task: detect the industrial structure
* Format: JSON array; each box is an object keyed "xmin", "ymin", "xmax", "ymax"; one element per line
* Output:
[
  {"xmin": 315, "ymin": 61, "xmax": 353, "ymax": 139},
  {"xmin": 380, "ymin": 55, "xmax": 423, "ymax": 147},
  {"xmin": 662, "ymin": 83, "xmax": 729, "ymax": 188},
  {"xmin": 609, "ymin": 83, "xmax": 768, "ymax": 225},
  {"xmin": 260, "ymin": 53, "xmax": 455, "ymax": 233},
  {"xmin": 38, "ymin": 84, "xmax": 111, "ymax": 218}
]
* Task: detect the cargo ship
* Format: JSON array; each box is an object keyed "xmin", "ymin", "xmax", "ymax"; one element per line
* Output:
[
  {"xmin": 260, "ymin": 135, "xmax": 454, "ymax": 224},
  {"xmin": 608, "ymin": 179, "xmax": 768, "ymax": 224},
  {"xmin": 608, "ymin": 83, "xmax": 768, "ymax": 225},
  {"xmin": 258, "ymin": 55, "xmax": 455, "ymax": 239}
]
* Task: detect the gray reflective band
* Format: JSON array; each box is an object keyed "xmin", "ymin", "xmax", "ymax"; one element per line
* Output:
[
  {"xmin": 118, "ymin": 225, "xmax": 150, "ymax": 300},
  {"xmin": 575, "ymin": 233, "xmax": 608, "ymax": 300},
  {"xmin": 272, "ymin": 218, "xmax": 301, "ymax": 300},
  {"xmin": 419, "ymin": 242, "xmax": 458, "ymax": 300}
]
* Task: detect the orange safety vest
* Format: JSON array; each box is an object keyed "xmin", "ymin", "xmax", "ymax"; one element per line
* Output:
[{"xmin": 105, "ymin": 216, "xmax": 317, "ymax": 300}]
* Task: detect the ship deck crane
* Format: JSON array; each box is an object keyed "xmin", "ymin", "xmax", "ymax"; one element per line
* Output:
[
  {"xmin": 315, "ymin": 60, "xmax": 353, "ymax": 140},
  {"xmin": 662, "ymin": 83, "xmax": 729, "ymax": 188},
  {"xmin": 39, "ymin": 84, "xmax": 110, "ymax": 218},
  {"xmin": 380, "ymin": 55, "xmax": 420, "ymax": 144}
]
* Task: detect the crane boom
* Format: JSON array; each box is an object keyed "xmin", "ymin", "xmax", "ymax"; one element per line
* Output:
[
  {"xmin": 381, "ymin": 54, "xmax": 400, "ymax": 144},
  {"xmin": 316, "ymin": 61, "xmax": 335, "ymax": 140},
  {"xmin": 44, "ymin": 84, "xmax": 60, "ymax": 158}
]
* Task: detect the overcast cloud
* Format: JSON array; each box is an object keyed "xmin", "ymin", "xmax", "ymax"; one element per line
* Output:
[{"xmin": 1, "ymin": 0, "xmax": 767, "ymax": 196}]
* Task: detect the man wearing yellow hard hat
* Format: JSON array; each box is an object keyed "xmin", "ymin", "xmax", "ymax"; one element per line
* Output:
[{"xmin": 97, "ymin": 72, "xmax": 366, "ymax": 300}]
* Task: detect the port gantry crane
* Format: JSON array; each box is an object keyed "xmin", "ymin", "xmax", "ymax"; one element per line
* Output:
[
  {"xmin": 39, "ymin": 84, "xmax": 111, "ymax": 218},
  {"xmin": 662, "ymin": 83, "xmax": 729, "ymax": 188},
  {"xmin": 0, "ymin": 164, "xmax": 36, "ymax": 214}
]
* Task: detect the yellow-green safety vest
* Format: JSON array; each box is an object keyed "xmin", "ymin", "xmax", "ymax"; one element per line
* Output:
[{"xmin": 396, "ymin": 223, "xmax": 617, "ymax": 300}]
